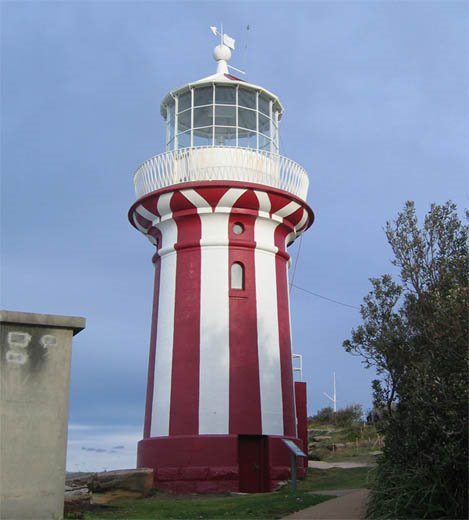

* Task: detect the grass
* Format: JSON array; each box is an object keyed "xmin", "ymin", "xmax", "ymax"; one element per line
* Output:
[
  {"xmin": 300, "ymin": 467, "xmax": 373, "ymax": 491},
  {"xmin": 71, "ymin": 467, "xmax": 373, "ymax": 520},
  {"xmin": 321, "ymin": 446, "xmax": 380, "ymax": 463},
  {"xmin": 81, "ymin": 490, "xmax": 328, "ymax": 519},
  {"xmin": 308, "ymin": 422, "xmax": 383, "ymax": 464}
]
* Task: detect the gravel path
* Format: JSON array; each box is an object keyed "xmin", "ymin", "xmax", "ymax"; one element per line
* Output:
[
  {"xmin": 280, "ymin": 461, "xmax": 373, "ymax": 519},
  {"xmin": 282, "ymin": 489, "xmax": 370, "ymax": 519},
  {"xmin": 308, "ymin": 461, "xmax": 374, "ymax": 469}
]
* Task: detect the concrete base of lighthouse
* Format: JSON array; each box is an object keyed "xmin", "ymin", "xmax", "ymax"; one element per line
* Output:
[{"xmin": 137, "ymin": 434, "xmax": 306, "ymax": 493}]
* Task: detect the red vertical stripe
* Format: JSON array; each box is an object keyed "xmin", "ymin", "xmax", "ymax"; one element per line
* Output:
[
  {"xmin": 228, "ymin": 213, "xmax": 262, "ymax": 434},
  {"xmin": 274, "ymin": 225, "xmax": 297, "ymax": 437},
  {"xmin": 169, "ymin": 209, "xmax": 202, "ymax": 435},
  {"xmin": 295, "ymin": 381, "xmax": 308, "ymax": 469}
]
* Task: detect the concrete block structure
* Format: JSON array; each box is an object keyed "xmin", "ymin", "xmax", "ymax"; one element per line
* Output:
[
  {"xmin": 0, "ymin": 310, "xmax": 85, "ymax": 520},
  {"xmin": 129, "ymin": 31, "xmax": 314, "ymax": 493}
]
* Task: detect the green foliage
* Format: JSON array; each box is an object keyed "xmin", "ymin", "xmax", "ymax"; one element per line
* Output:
[
  {"xmin": 309, "ymin": 406, "xmax": 335, "ymax": 425},
  {"xmin": 309, "ymin": 404, "xmax": 363, "ymax": 427},
  {"xmin": 343, "ymin": 201, "xmax": 468, "ymax": 519},
  {"xmin": 335, "ymin": 404, "xmax": 363, "ymax": 426}
]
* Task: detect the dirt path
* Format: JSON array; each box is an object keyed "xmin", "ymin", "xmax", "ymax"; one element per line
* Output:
[
  {"xmin": 308, "ymin": 461, "xmax": 374, "ymax": 469},
  {"xmin": 282, "ymin": 489, "xmax": 370, "ymax": 520}
]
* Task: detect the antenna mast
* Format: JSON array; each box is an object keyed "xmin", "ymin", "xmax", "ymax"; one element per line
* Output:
[{"xmin": 323, "ymin": 372, "xmax": 337, "ymax": 413}]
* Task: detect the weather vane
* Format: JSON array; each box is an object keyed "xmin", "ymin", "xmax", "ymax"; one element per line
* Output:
[
  {"xmin": 210, "ymin": 25, "xmax": 245, "ymax": 75},
  {"xmin": 210, "ymin": 24, "xmax": 235, "ymax": 50}
]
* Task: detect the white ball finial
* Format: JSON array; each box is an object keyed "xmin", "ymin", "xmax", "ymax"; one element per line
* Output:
[{"xmin": 213, "ymin": 44, "xmax": 231, "ymax": 63}]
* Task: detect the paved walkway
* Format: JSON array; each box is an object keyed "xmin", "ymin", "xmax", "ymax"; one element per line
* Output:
[{"xmin": 282, "ymin": 489, "xmax": 370, "ymax": 519}]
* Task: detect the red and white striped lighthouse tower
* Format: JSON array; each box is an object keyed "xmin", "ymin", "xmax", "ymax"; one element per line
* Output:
[{"xmin": 129, "ymin": 32, "xmax": 314, "ymax": 493}]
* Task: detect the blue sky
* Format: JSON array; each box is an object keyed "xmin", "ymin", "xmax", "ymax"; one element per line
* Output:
[{"xmin": 2, "ymin": 1, "xmax": 467, "ymax": 471}]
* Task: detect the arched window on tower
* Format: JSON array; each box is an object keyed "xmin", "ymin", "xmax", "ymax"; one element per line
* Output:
[{"xmin": 231, "ymin": 262, "xmax": 245, "ymax": 290}]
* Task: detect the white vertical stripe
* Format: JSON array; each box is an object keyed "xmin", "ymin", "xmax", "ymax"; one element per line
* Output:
[
  {"xmin": 132, "ymin": 213, "xmax": 148, "ymax": 234},
  {"xmin": 198, "ymin": 212, "xmax": 230, "ymax": 434},
  {"xmin": 285, "ymin": 260, "xmax": 298, "ymax": 436},
  {"xmin": 274, "ymin": 201, "xmax": 300, "ymax": 218},
  {"xmin": 136, "ymin": 204, "xmax": 157, "ymax": 222},
  {"xmin": 295, "ymin": 209, "xmax": 308, "ymax": 232},
  {"xmin": 215, "ymin": 188, "xmax": 246, "ymax": 211},
  {"xmin": 254, "ymin": 216, "xmax": 284, "ymax": 435},
  {"xmin": 181, "ymin": 189, "xmax": 212, "ymax": 210},
  {"xmin": 157, "ymin": 192, "xmax": 173, "ymax": 221},
  {"xmin": 254, "ymin": 190, "xmax": 271, "ymax": 214},
  {"xmin": 150, "ymin": 197, "xmax": 178, "ymax": 437}
]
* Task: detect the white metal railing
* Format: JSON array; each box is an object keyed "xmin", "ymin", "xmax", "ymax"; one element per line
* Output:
[
  {"xmin": 133, "ymin": 146, "xmax": 309, "ymax": 200},
  {"xmin": 293, "ymin": 353, "xmax": 303, "ymax": 381}
]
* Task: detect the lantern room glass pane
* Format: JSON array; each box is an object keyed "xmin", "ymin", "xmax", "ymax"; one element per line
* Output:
[
  {"xmin": 178, "ymin": 91, "xmax": 191, "ymax": 112},
  {"xmin": 238, "ymin": 129, "xmax": 257, "ymax": 149},
  {"xmin": 167, "ymin": 102, "xmax": 175, "ymax": 123},
  {"xmin": 177, "ymin": 131, "xmax": 191, "ymax": 148},
  {"xmin": 194, "ymin": 106, "xmax": 213, "ymax": 128},
  {"xmin": 167, "ymin": 119, "xmax": 174, "ymax": 144},
  {"xmin": 177, "ymin": 110, "xmax": 191, "ymax": 133},
  {"xmin": 216, "ymin": 85, "xmax": 236, "ymax": 105},
  {"xmin": 215, "ymin": 127, "xmax": 237, "ymax": 146},
  {"xmin": 194, "ymin": 86, "xmax": 213, "ymax": 106},
  {"xmin": 238, "ymin": 88, "xmax": 256, "ymax": 109},
  {"xmin": 259, "ymin": 134, "xmax": 272, "ymax": 151},
  {"xmin": 194, "ymin": 126, "xmax": 213, "ymax": 137},
  {"xmin": 215, "ymin": 105, "xmax": 236, "ymax": 126},
  {"xmin": 258, "ymin": 95, "xmax": 270, "ymax": 116},
  {"xmin": 193, "ymin": 130, "xmax": 213, "ymax": 147},
  {"xmin": 259, "ymin": 114, "xmax": 271, "ymax": 136},
  {"xmin": 238, "ymin": 107, "xmax": 256, "ymax": 131}
]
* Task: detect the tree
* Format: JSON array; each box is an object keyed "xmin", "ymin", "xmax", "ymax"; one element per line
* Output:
[
  {"xmin": 343, "ymin": 201, "xmax": 468, "ymax": 519},
  {"xmin": 309, "ymin": 406, "xmax": 335, "ymax": 425},
  {"xmin": 335, "ymin": 404, "xmax": 363, "ymax": 427},
  {"xmin": 309, "ymin": 404, "xmax": 363, "ymax": 427}
]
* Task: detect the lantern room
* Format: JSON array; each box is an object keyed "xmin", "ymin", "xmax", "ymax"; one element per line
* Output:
[{"xmin": 160, "ymin": 47, "xmax": 283, "ymax": 153}]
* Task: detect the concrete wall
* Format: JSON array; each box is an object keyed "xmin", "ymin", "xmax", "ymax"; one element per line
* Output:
[{"xmin": 0, "ymin": 311, "xmax": 85, "ymax": 520}]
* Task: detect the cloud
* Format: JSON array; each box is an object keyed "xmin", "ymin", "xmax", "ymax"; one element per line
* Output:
[{"xmin": 67, "ymin": 424, "xmax": 140, "ymax": 472}]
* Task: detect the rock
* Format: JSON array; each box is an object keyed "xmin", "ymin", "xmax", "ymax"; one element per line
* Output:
[
  {"xmin": 64, "ymin": 468, "xmax": 154, "ymax": 512},
  {"xmin": 65, "ymin": 485, "xmax": 90, "ymax": 496},
  {"xmin": 66, "ymin": 472, "xmax": 97, "ymax": 488},
  {"xmin": 88, "ymin": 468, "xmax": 154, "ymax": 494},
  {"xmin": 64, "ymin": 485, "xmax": 92, "ymax": 514}
]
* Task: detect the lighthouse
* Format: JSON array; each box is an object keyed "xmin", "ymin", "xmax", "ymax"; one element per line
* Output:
[{"xmin": 129, "ymin": 31, "xmax": 314, "ymax": 493}]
